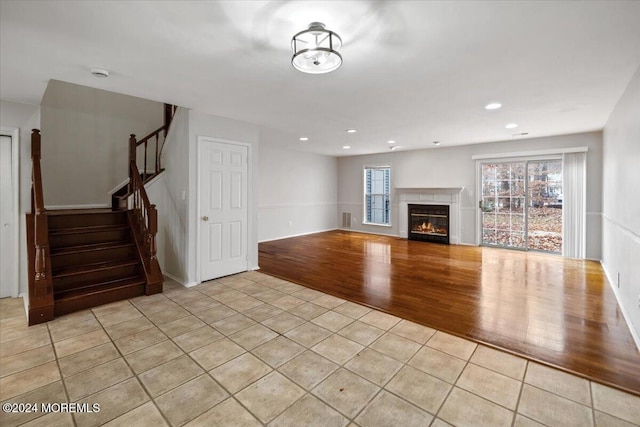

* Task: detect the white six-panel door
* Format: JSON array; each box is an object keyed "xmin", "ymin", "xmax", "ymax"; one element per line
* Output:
[
  {"xmin": 0, "ymin": 135, "xmax": 16, "ymax": 298},
  {"xmin": 198, "ymin": 139, "xmax": 248, "ymax": 281}
]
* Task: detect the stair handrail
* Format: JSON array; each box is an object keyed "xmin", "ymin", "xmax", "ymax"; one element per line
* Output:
[
  {"xmin": 128, "ymin": 159, "xmax": 163, "ymax": 294},
  {"xmin": 128, "ymin": 103, "xmax": 176, "ymax": 184},
  {"xmin": 28, "ymin": 129, "xmax": 54, "ymax": 324},
  {"xmin": 129, "ymin": 160, "xmax": 158, "ymax": 262}
]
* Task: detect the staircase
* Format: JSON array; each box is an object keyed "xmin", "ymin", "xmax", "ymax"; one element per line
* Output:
[
  {"xmin": 26, "ymin": 107, "xmax": 173, "ymax": 325},
  {"xmin": 48, "ymin": 210, "xmax": 146, "ymax": 316}
]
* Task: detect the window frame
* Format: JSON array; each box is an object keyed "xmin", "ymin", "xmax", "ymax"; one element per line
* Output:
[{"xmin": 363, "ymin": 165, "xmax": 392, "ymax": 227}]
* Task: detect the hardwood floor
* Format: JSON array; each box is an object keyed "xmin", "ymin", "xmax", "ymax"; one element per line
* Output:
[{"xmin": 259, "ymin": 230, "xmax": 640, "ymax": 395}]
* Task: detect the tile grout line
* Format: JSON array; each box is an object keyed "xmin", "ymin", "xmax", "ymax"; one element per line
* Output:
[
  {"xmin": 512, "ymin": 360, "xmax": 529, "ymax": 427},
  {"xmin": 45, "ymin": 321, "xmax": 77, "ymax": 427},
  {"xmin": 92, "ymin": 303, "xmax": 174, "ymax": 427}
]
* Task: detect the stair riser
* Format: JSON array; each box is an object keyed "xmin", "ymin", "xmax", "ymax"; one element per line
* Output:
[
  {"xmin": 54, "ymin": 283, "xmax": 145, "ymax": 317},
  {"xmin": 51, "ymin": 246, "xmax": 136, "ymax": 270},
  {"xmin": 50, "ymin": 229, "xmax": 130, "ymax": 248},
  {"xmin": 53, "ymin": 264, "xmax": 141, "ymax": 292},
  {"xmin": 48, "ymin": 212, "xmax": 127, "ymax": 229}
]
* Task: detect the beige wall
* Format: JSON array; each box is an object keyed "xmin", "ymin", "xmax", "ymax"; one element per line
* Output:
[
  {"xmin": 258, "ymin": 127, "xmax": 338, "ymax": 242},
  {"xmin": 40, "ymin": 80, "xmax": 163, "ymax": 207}
]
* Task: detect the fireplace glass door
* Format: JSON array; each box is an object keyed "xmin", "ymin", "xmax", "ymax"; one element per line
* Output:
[{"xmin": 408, "ymin": 204, "xmax": 449, "ymax": 244}]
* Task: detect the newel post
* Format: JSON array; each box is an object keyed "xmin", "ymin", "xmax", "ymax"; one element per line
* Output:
[
  {"xmin": 28, "ymin": 128, "xmax": 54, "ymax": 325},
  {"xmin": 129, "ymin": 134, "xmax": 136, "ymax": 192},
  {"xmin": 31, "ymin": 129, "xmax": 41, "ymax": 159},
  {"xmin": 148, "ymin": 204, "xmax": 158, "ymax": 261}
]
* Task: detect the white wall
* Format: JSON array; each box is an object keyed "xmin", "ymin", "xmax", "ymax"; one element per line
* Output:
[
  {"xmin": 158, "ymin": 107, "xmax": 190, "ymax": 283},
  {"xmin": 258, "ymin": 128, "xmax": 338, "ymax": 242},
  {"xmin": 40, "ymin": 80, "xmax": 163, "ymax": 207},
  {"xmin": 0, "ymin": 99, "xmax": 41, "ymax": 295},
  {"xmin": 602, "ymin": 66, "xmax": 640, "ymax": 348},
  {"xmin": 338, "ymin": 132, "xmax": 603, "ymax": 259},
  {"xmin": 187, "ymin": 111, "xmax": 260, "ymax": 284}
]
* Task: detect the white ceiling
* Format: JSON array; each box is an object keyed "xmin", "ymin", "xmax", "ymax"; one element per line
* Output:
[{"xmin": 1, "ymin": 1, "xmax": 639, "ymax": 156}]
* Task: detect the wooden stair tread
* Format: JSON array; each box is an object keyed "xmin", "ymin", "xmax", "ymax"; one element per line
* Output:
[
  {"xmin": 54, "ymin": 277, "xmax": 146, "ymax": 301},
  {"xmin": 53, "ymin": 258, "xmax": 140, "ymax": 278},
  {"xmin": 49, "ymin": 224, "xmax": 128, "ymax": 235},
  {"xmin": 50, "ymin": 241, "xmax": 135, "ymax": 256}
]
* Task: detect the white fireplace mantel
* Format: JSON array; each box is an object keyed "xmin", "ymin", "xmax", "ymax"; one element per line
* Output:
[
  {"xmin": 396, "ymin": 187, "xmax": 463, "ymax": 243},
  {"xmin": 395, "ymin": 187, "xmax": 464, "ymax": 194}
]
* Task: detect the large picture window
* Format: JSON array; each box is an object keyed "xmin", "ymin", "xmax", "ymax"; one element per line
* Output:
[{"xmin": 364, "ymin": 166, "xmax": 391, "ymax": 225}]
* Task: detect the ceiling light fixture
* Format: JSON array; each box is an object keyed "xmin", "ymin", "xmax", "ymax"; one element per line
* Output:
[
  {"xmin": 485, "ymin": 102, "xmax": 502, "ymax": 110},
  {"xmin": 387, "ymin": 140, "xmax": 396, "ymax": 144},
  {"xmin": 505, "ymin": 123, "xmax": 519, "ymax": 129},
  {"xmin": 346, "ymin": 129, "xmax": 357, "ymax": 133},
  {"xmin": 299, "ymin": 137, "xmax": 309, "ymax": 141},
  {"xmin": 432, "ymin": 141, "xmax": 441, "ymax": 146},
  {"xmin": 90, "ymin": 67, "xmax": 109, "ymax": 78},
  {"xmin": 292, "ymin": 22, "xmax": 342, "ymax": 74},
  {"xmin": 342, "ymin": 145, "xmax": 351, "ymax": 149},
  {"xmin": 390, "ymin": 146, "xmax": 401, "ymax": 151}
]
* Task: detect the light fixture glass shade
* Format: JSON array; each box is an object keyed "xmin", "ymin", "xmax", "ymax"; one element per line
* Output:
[{"xmin": 292, "ymin": 22, "xmax": 342, "ymax": 74}]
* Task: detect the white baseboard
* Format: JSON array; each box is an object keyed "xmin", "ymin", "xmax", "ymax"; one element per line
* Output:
[
  {"xmin": 108, "ymin": 177, "xmax": 130, "ymax": 196},
  {"xmin": 601, "ymin": 261, "xmax": 640, "ymax": 352},
  {"xmin": 337, "ymin": 228, "xmax": 399, "ymax": 238},
  {"xmin": 163, "ymin": 272, "xmax": 197, "ymax": 288},
  {"xmin": 259, "ymin": 228, "xmax": 337, "ymax": 243},
  {"xmin": 19, "ymin": 292, "xmax": 28, "ymax": 317}
]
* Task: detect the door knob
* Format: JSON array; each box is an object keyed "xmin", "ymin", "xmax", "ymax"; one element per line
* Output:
[{"xmin": 202, "ymin": 216, "xmax": 209, "ymax": 221}]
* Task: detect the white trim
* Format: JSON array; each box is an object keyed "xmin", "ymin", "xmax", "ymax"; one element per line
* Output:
[
  {"xmin": 108, "ymin": 177, "xmax": 131, "ymax": 197},
  {"xmin": 600, "ymin": 261, "xmax": 640, "ymax": 351},
  {"xmin": 337, "ymin": 228, "xmax": 399, "ymax": 238},
  {"xmin": 395, "ymin": 187, "xmax": 464, "ymax": 193},
  {"xmin": 259, "ymin": 227, "xmax": 338, "ymax": 243},
  {"xmin": 46, "ymin": 203, "xmax": 110, "ymax": 210},
  {"xmin": 196, "ymin": 136, "xmax": 252, "ymax": 284},
  {"xmin": 363, "ymin": 165, "xmax": 392, "ymax": 227},
  {"xmin": 163, "ymin": 271, "xmax": 198, "ymax": 288},
  {"xmin": 259, "ymin": 202, "xmax": 337, "ymax": 210},
  {"xmin": 472, "ymin": 146, "xmax": 588, "ymax": 160},
  {"xmin": 602, "ymin": 213, "xmax": 640, "ymax": 243},
  {"xmin": 0, "ymin": 127, "xmax": 20, "ymax": 298}
]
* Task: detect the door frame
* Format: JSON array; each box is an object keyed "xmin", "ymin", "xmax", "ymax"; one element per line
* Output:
[
  {"xmin": 475, "ymin": 155, "xmax": 562, "ymax": 248},
  {"xmin": 196, "ymin": 136, "xmax": 253, "ymax": 284},
  {"xmin": 0, "ymin": 126, "xmax": 20, "ymax": 298}
]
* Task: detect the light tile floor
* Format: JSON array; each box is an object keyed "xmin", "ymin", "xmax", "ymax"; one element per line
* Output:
[{"xmin": 1, "ymin": 272, "xmax": 639, "ymax": 427}]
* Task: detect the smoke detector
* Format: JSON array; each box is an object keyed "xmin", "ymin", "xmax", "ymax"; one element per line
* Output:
[{"xmin": 90, "ymin": 67, "xmax": 109, "ymax": 78}]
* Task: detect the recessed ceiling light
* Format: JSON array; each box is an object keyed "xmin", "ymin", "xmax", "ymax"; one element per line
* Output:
[
  {"xmin": 485, "ymin": 102, "xmax": 501, "ymax": 110},
  {"xmin": 346, "ymin": 129, "xmax": 357, "ymax": 133},
  {"xmin": 432, "ymin": 141, "xmax": 441, "ymax": 146},
  {"xmin": 90, "ymin": 67, "xmax": 109, "ymax": 78},
  {"xmin": 342, "ymin": 145, "xmax": 351, "ymax": 149},
  {"xmin": 299, "ymin": 137, "xmax": 309, "ymax": 141},
  {"xmin": 387, "ymin": 140, "xmax": 396, "ymax": 144},
  {"xmin": 505, "ymin": 123, "xmax": 518, "ymax": 129}
]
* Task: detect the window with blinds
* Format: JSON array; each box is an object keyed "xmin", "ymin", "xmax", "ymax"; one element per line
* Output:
[{"xmin": 364, "ymin": 166, "xmax": 391, "ymax": 225}]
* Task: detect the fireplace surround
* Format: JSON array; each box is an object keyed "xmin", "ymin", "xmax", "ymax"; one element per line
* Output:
[{"xmin": 396, "ymin": 187, "xmax": 463, "ymax": 244}]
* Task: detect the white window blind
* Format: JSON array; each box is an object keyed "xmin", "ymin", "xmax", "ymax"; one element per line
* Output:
[
  {"xmin": 364, "ymin": 166, "xmax": 391, "ymax": 225},
  {"xmin": 562, "ymin": 152, "xmax": 587, "ymax": 258}
]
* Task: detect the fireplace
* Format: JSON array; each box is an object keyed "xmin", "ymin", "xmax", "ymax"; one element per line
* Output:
[{"xmin": 408, "ymin": 204, "xmax": 450, "ymax": 244}]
